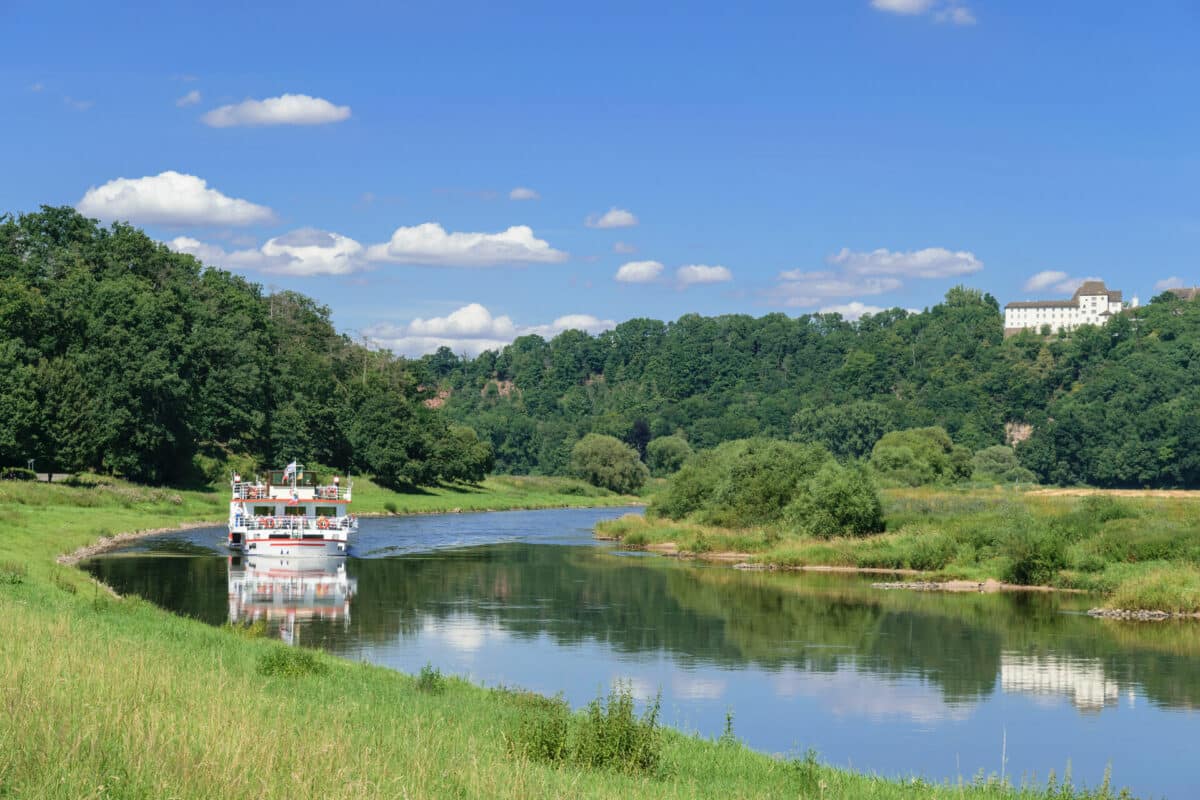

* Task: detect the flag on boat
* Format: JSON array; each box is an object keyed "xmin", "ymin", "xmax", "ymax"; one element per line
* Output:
[{"xmin": 283, "ymin": 461, "xmax": 298, "ymax": 480}]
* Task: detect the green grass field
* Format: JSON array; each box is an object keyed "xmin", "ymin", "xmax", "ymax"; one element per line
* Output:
[
  {"xmin": 597, "ymin": 487, "xmax": 1200, "ymax": 613},
  {"xmin": 0, "ymin": 478, "xmax": 1138, "ymax": 798}
]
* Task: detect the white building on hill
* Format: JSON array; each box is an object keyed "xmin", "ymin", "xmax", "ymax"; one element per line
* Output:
[{"xmin": 1004, "ymin": 280, "xmax": 1127, "ymax": 335}]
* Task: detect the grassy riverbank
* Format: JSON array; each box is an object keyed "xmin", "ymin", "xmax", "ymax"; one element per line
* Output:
[
  {"xmin": 597, "ymin": 487, "xmax": 1200, "ymax": 613},
  {"xmin": 1, "ymin": 481, "xmax": 1137, "ymax": 798}
]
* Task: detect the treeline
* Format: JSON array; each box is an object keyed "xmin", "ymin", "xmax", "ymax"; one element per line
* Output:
[
  {"xmin": 6, "ymin": 207, "xmax": 1199, "ymax": 490},
  {"xmin": 428, "ymin": 288, "xmax": 1200, "ymax": 488},
  {"xmin": 0, "ymin": 207, "xmax": 491, "ymax": 487}
]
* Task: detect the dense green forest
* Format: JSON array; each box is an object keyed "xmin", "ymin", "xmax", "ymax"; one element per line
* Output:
[
  {"xmin": 3, "ymin": 207, "xmax": 1198, "ymax": 488},
  {"xmin": 427, "ymin": 285, "xmax": 1200, "ymax": 489},
  {"xmin": 0, "ymin": 207, "xmax": 491, "ymax": 486}
]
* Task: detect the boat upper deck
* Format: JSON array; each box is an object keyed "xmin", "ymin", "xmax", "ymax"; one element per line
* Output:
[{"xmin": 232, "ymin": 482, "xmax": 351, "ymax": 503}]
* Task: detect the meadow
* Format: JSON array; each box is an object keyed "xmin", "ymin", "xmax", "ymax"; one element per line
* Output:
[
  {"xmin": 0, "ymin": 478, "xmax": 1140, "ymax": 798},
  {"xmin": 596, "ymin": 486, "xmax": 1200, "ymax": 613}
]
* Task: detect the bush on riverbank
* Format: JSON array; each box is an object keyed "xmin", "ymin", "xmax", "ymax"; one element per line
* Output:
[
  {"xmin": 649, "ymin": 438, "xmax": 885, "ymax": 539},
  {"xmin": 570, "ymin": 434, "xmax": 649, "ymax": 494},
  {"xmin": 507, "ymin": 684, "xmax": 662, "ymax": 775},
  {"xmin": 651, "ymin": 438, "xmax": 831, "ymax": 526},
  {"xmin": 784, "ymin": 463, "xmax": 885, "ymax": 538}
]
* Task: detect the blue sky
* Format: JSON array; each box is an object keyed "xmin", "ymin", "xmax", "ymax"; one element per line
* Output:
[{"xmin": 3, "ymin": 0, "xmax": 1198, "ymax": 354}]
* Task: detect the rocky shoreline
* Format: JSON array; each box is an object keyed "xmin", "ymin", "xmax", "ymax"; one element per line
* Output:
[
  {"xmin": 55, "ymin": 520, "xmax": 219, "ymax": 565},
  {"xmin": 1087, "ymin": 607, "xmax": 1200, "ymax": 621}
]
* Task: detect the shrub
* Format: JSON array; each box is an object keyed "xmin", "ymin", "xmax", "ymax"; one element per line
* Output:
[
  {"xmin": 256, "ymin": 646, "xmax": 328, "ymax": 677},
  {"xmin": 906, "ymin": 531, "xmax": 958, "ymax": 571},
  {"xmin": 0, "ymin": 560, "xmax": 27, "ymax": 585},
  {"xmin": 999, "ymin": 514, "xmax": 1067, "ymax": 586},
  {"xmin": 573, "ymin": 684, "xmax": 662, "ymax": 774},
  {"xmin": 570, "ymin": 434, "xmax": 649, "ymax": 494},
  {"xmin": 645, "ymin": 435, "xmax": 693, "ymax": 477},
  {"xmin": 1079, "ymin": 495, "xmax": 1137, "ymax": 524},
  {"xmin": 971, "ymin": 445, "xmax": 1036, "ymax": 484},
  {"xmin": 785, "ymin": 463, "xmax": 884, "ymax": 539},
  {"xmin": 0, "ymin": 467, "xmax": 36, "ymax": 481},
  {"xmin": 870, "ymin": 427, "xmax": 971, "ymax": 486},
  {"xmin": 508, "ymin": 693, "xmax": 572, "ymax": 762},
  {"xmin": 383, "ymin": 501, "xmax": 398, "ymax": 515},
  {"xmin": 416, "ymin": 663, "xmax": 446, "ymax": 694},
  {"xmin": 651, "ymin": 438, "xmax": 833, "ymax": 527}
]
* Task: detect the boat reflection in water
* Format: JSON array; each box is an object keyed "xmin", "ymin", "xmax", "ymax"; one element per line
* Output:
[{"xmin": 227, "ymin": 555, "xmax": 357, "ymax": 645}]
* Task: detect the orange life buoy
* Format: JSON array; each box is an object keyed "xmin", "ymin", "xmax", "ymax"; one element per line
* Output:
[{"xmin": 317, "ymin": 517, "xmax": 329, "ymax": 530}]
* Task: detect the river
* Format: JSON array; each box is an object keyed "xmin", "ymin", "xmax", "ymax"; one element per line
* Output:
[{"xmin": 83, "ymin": 507, "xmax": 1199, "ymax": 798}]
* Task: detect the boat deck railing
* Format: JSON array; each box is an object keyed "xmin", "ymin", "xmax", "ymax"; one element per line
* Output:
[{"xmin": 232, "ymin": 482, "xmax": 351, "ymax": 502}]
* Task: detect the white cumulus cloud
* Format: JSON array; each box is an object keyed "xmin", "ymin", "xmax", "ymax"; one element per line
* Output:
[
  {"xmin": 615, "ymin": 260, "xmax": 664, "ymax": 283},
  {"xmin": 872, "ymin": 0, "xmax": 976, "ymax": 25},
  {"xmin": 201, "ymin": 93, "xmax": 351, "ymax": 127},
  {"xmin": 168, "ymin": 228, "xmax": 365, "ymax": 276},
  {"xmin": 828, "ymin": 247, "xmax": 983, "ymax": 278},
  {"xmin": 78, "ymin": 171, "xmax": 275, "ymax": 226},
  {"xmin": 1022, "ymin": 271, "xmax": 1101, "ymax": 295},
  {"xmin": 936, "ymin": 5, "xmax": 976, "ymax": 24},
  {"xmin": 1023, "ymin": 270, "xmax": 1072, "ymax": 292},
  {"xmin": 769, "ymin": 271, "xmax": 903, "ymax": 307},
  {"xmin": 766, "ymin": 245, "xmax": 980, "ymax": 309},
  {"xmin": 363, "ymin": 303, "xmax": 615, "ymax": 356},
  {"xmin": 871, "ymin": 0, "xmax": 934, "ymax": 13},
  {"xmin": 365, "ymin": 222, "xmax": 567, "ymax": 267},
  {"xmin": 613, "ymin": 241, "xmax": 637, "ymax": 254},
  {"xmin": 176, "ymin": 90, "xmax": 201, "ymax": 107},
  {"xmin": 509, "ymin": 187, "xmax": 540, "ymax": 200},
  {"xmin": 585, "ymin": 207, "xmax": 638, "ymax": 229},
  {"xmin": 676, "ymin": 264, "xmax": 733, "ymax": 286},
  {"xmin": 1154, "ymin": 276, "xmax": 1186, "ymax": 291}
]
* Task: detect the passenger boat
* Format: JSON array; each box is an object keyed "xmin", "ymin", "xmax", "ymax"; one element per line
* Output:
[
  {"xmin": 226, "ymin": 555, "xmax": 357, "ymax": 646},
  {"xmin": 227, "ymin": 462, "xmax": 357, "ymax": 556}
]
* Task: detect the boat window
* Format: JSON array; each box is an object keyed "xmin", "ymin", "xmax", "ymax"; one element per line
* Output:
[
  {"xmin": 283, "ymin": 506, "xmax": 306, "ymax": 517},
  {"xmin": 269, "ymin": 470, "xmax": 317, "ymax": 487},
  {"xmin": 253, "ymin": 506, "xmax": 273, "ymax": 516},
  {"xmin": 315, "ymin": 507, "xmax": 336, "ymax": 517}
]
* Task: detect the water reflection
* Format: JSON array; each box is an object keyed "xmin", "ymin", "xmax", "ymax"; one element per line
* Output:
[
  {"xmin": 227, "ymin": 556, "xmax": 358, "ymax": 645},
  {"xmin": 1000, "ymin": 653, "xmax": 1119, "ymax": 713},
  {"xmin": 81, "ymin": 510, "xmax": 1200, "ymax": 799}
]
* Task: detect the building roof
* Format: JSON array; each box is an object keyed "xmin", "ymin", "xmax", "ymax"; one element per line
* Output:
[
  {"xmin": 1005, "ymin": 300, "xmax": 1076, "ymax": 309},
  {"xmin": 1005, "ymin": 279, "xmax": 1123, "ymax": 309},
  {"xmin": 1168, "ymin": 287, "xmax": 1200, "ymax": 301}
]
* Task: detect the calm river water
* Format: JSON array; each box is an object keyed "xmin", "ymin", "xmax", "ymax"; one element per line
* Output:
[{"xmin": 84, "ymin": 508, "xmax": 1199, "ymax": 798}]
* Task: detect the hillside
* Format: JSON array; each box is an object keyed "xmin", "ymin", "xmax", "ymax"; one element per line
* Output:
[{"xmin": 428, "ymin": 289, "xmax": 1200, "ymax": 488}]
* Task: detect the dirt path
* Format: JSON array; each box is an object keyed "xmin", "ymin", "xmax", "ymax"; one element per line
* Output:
[{"xmin": 1028, "ymin": 487, "xmax": 1200, "ymax": 499}]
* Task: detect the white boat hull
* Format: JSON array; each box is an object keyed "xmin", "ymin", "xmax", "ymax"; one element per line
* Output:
[{"xmin": 242, "ymin": 537, "xmax": 348, "ymax": 557}]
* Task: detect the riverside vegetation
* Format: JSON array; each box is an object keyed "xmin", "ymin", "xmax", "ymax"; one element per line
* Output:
[
  {"xmin": 6, "ymin": 207, "xmax": 1200, "ymax": 497},
  {"xmin": 0, "ymin": 479, "xmax": 1141, "ymax": 798},
  {"xmin": 595, "ymin": 437, "xmax": 1200, "ymax": 613}
]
